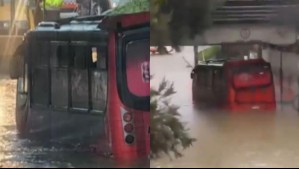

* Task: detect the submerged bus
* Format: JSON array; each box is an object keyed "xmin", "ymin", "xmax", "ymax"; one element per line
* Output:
[
  {"xmin": 191, "ymin": 58, "xmax": 276, "ymax": 111},
  {"xmin": 10, "ymin": 12, "xmax": 150, "ymax": 160}
]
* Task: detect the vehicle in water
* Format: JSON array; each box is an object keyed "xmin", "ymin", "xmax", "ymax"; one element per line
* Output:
[
  {"xmin": 191, "ymin": 58, "xmax": 276, "ymax": 111},
  {"xmin": 10, "ymin": 12, "xmax": 150, "ymax": 161}
]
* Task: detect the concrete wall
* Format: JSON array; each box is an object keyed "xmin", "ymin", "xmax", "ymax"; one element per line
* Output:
[
  {"xmin": 151, "ymin": 24, "xmax": 297, "ymax": 46},
  {"xmin": 262, "ymin": 48, "xmax": 299, "ymax": 103}
]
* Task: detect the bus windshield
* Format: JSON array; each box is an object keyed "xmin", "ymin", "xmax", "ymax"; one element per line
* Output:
[
  {"xmin": 119, "ymin": 37, "xmax": 150, "ymax": 112},
  {"xmin": 126, "ymin": 39, "xmax": 149, "ymax": 97}
]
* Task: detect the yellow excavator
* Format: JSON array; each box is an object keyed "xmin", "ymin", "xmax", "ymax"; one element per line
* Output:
[
  {"xmin": 0, "ymin": 0, "xmax": 67, "ymax": 74},
  {"xmin": 0, "ymin": 0, "xmax": 42, "ymax": 73},
  {"xmin": 7, "ymin": 0, "xmax": 112, "ymax": 77}
]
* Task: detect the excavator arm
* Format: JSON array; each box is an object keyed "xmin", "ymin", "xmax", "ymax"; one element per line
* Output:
[{"xmin": 26, "ymin": 0, "xmax": 43, "ymax": 29}]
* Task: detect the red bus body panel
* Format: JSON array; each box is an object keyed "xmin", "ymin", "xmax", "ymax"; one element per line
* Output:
[
  {"xmin": 105, "ymin": 12, "xmax": 149, "ymax": 160},
  {"xmin": 101, "ymin": 12, "xmax": 149, "ymax": 30},
  {"xmin": 193, "ymin": 59, "xmax": 276, "ymax": 112},
  {"xmin": 225, "ymin": 59, "xmax": 276, "ymax": 111}
]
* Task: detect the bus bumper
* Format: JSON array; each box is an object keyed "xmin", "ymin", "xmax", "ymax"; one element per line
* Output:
[{"xmin": 226, "ymin": 103, "xmax": 276, "ymax": 112}]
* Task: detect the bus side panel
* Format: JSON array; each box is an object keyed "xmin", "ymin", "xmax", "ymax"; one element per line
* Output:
[
  {"xmin": 106, "ymin": 32, "xmax": 119, "ymax": 157},
  {"xmin": 107, "ymin": 33, "xmax": 149, "ymax": 160},
  {"xmin": 26, "ymin": 108, "xmax": 51, "ymax": 139},
  {"xmin": 107, "ymin": 32, "xmax": 132, "ymax": 160},
  {"xmin": 50, "ymin": 110, "xmax": 105, "ymax": 146},
  {"xmin": 131, "ymin": 109, "xmax": 150, "ymax": 157}
]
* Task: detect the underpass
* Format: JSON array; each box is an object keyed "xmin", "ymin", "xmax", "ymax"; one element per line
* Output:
[
  {"xmin": 150, "ymin": 47, "xmax": 299, "ymax": 168},
  {"xmin": 150, "ymin": 0, "xmax": 299, "ymax": 167}
]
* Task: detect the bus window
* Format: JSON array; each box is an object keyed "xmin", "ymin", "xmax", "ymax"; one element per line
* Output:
[
  {"xmin": 126, "ymin": 39, "xmax": 149, "ymax": 97},
  {"xmin": 90, "ymin": 46, "xmax": 107, "ymax": 112},
  {"xmin": 213, "ymin": 68, "xmax": 223, "ymax": 91},
  {"xmin": 70, "ymin": 45, "xmax": 89, "ymax": 110},
  {"xmin": 198, "ymin": 68, "xmax": 208, "ymax": 87},
  {"xmin": 32, "ymin": 69, "xmax": 50, "ymax": 106},
  {"xmin": 32, "ymin": 41, "xmax": 50, "ymax": 66},
  {"xmin": 207, "ymin": 68, "xmax": 213, "ymax": 89},
  {"xmin": 117, "ymin": 37, "xmax": 150, "ymax": 112},
  {"xmin": 72, "ymin": 46, "xmax": 87, "ymax": 69},
  {"xmin": 31, "ymin": 41, "xmax": 50, "ymax": 106},
  {"xmin": 50, "ymin": 42, "xmax": 69, "ymax": 109},
  {"xmin": 51, "ymin": 43, "xmax": 70, "ymax": 67},
  {"xmin": 232, "ymin": 63, "xmax": 274, "ymax": 104}
]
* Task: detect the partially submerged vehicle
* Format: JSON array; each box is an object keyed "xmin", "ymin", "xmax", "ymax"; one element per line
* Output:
[
  {"xmin": 191, "ymin": 58, "xmax": 276, "ymax": 111},
  {"xmin": 10, "ymin": 12, "xmax": 150, "ymax": 161}
]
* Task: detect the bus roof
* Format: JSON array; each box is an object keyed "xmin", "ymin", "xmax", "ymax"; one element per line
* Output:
[
  {"xmin": 196, "ymin": 58, "xmax": 268, "ymax": 67},
  {"xmin": 197, "ymin": 60, "xmax": 225, "ymax": 67},
  {"xmin": 27, "ymin": 21, "xmax": 107, "ymax": 42},
  {"xmin": 100, "ymin": 12, "xmax": 150, "ymax": 30},
  {"xmin": 26, "ymin": 12, "xmax": 149, "ymax": 41}
]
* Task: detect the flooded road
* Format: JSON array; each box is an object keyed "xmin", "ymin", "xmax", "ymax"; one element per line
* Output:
[
  {"xmin": 0, "ymin": 78, "xmax": 148, "ymax": 168},
  {"xmin": 150, "ymin": 47, "xmax": 299, "ymax": 168}
]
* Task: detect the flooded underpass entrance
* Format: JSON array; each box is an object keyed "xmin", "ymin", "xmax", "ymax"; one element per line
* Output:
[{"xmin": 150, "ymin": 46, "xmax": 299, "ymax": 168}]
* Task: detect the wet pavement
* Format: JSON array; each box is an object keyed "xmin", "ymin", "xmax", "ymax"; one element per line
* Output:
[
  {"xmin": 150, "ymin": 47, "xmax": 299, "ymax": 168},
  {"xmin": 0, "ymin": 77, "xmax": 148, "ymax": 168}
]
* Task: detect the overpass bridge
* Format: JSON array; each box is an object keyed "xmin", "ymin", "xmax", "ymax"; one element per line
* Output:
[{"xmin": 150, "ymin": 0, "xmax": 299, "ymax": 46}]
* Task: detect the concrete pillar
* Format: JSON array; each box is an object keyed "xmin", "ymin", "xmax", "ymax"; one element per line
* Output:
[{"xmin": 262, "ymin": 48, "xmax": 270, "ymax": 62}]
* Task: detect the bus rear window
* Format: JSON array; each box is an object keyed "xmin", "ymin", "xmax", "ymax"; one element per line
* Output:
[
  {"xmin": 126, "ymin": 40, "xmax": 149, "ymax": 97},
  {"xmin": 232, "ymin": 64, "xmax": 272, "ymax": 89}
]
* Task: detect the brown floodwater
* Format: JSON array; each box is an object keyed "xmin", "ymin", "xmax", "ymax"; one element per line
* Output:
[{"xmin": 0, "ymin": 78, "xmax": 148, "ymax": 168}]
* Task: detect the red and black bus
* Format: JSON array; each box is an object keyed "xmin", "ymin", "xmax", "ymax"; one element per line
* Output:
[
  {"xmin": 191, "ymin": 58, "xmax": 276, "ymax": 111},
  {"xmin": 10, "ymin": 12, "xmax": 149, "ymax": 160}
]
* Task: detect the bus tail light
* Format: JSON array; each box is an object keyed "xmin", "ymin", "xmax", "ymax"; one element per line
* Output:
[
  {"xmin": 123, "ymin": 112, "xmax": 133, "ymax": 122},
  {"xmin": 124, "ymin": 124, "xmax": 134, "ymax": 133},
  {"xmin": 125, "ymin": 135, "xmax": 135, "ymax": 144},
  {"xmin": 121, "ymin": 108, "xmax": 136, "ymax": 144}
]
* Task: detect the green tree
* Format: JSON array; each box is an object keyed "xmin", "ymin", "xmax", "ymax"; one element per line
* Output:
[
  {"xmin": 109, "ymin": 0, "xmax": 149, "ymax": 15},
  {"xmin": 151, "ymin": 79, "xmax": 196, "ymax": 159},
  {"xmin": 151, "ymin": 0, "xmax": 226, "ymax": 51}
]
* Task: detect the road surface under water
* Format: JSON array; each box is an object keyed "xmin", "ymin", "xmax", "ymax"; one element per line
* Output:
[
  {"xmin": 0, "ymin": 78, "xmax": 149, "ymax": 168},
  {"xmin": 150, "ymin": 47, "xmax": 299, "ymax": 168}
]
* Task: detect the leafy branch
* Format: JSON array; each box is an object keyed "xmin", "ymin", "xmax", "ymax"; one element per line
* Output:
[{"xmin": 151, "ymin": 78, "xmax": 196, "ymax": 159}]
